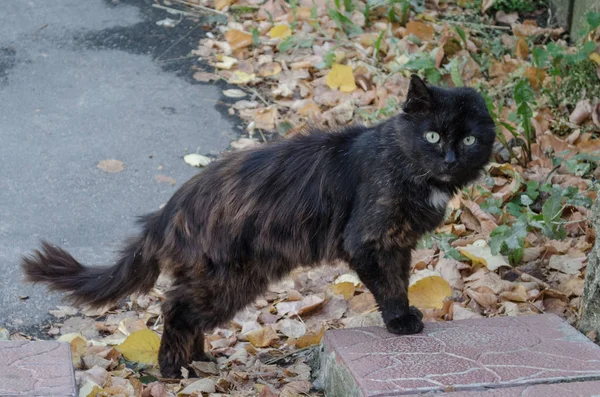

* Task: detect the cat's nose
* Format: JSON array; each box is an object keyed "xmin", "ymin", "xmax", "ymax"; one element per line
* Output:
[{"xmin": 444, "ymin": 150, "xmax": 457, "ymax": 165}]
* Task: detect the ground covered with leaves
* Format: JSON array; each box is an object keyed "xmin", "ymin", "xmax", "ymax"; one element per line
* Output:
[{"xmin": 3, "ymin": 0, "xmax": 600, "ymax": 396}]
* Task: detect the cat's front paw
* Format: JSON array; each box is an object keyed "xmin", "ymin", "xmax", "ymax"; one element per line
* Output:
[{"xmin": 385, "ymin": 306, "xmax": 424, "ymax": 335}]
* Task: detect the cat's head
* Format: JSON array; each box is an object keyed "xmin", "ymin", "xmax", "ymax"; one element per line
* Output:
[{"xmin": 398, "ymin": 75, "xmax": 496, "ymax": 187}]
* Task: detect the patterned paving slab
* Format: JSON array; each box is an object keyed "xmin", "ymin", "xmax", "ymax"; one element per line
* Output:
[
  {"xmin": 319, "ymin": 314, "xmax": 600, "ymax": 396},
  {"xmin": 0, "ymin": 341, "xmax": 76, "ymax": 396},
  {"xmin": 418, "ymin": 380, "xmax": 600, "ymax": 396}
]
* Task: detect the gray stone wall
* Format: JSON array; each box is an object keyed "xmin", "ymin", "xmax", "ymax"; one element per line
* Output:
[{"xmin": 580, "ymin": 198, "xmax": 600, "ymax": 336}]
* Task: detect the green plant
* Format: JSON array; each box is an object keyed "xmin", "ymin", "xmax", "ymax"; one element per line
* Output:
[
  {"xmin": 513, "ymin": 80, "xmax": 536, "ymax": 163},
  {"xmin": 487, "ymin": 182, "xmax": 591, "ymax": 265},
  {"xmin": 492, "ymin": 0, "xmax": 545, "ymax": 14}
]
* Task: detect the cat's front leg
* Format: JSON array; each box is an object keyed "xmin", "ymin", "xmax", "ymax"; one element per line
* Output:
[{"xmin": 349, "ymin": 248, "xmax": 424, "ymax": 335}]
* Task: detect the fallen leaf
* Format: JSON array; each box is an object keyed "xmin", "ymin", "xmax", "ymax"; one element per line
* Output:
[
  {"xmin": 154, "ymin": 175, "xmax": 176, "ymax": 186},
  {"xmin": 280, "ymin": 380, "xmax": 312, "ymax": 397},
  {"xmin": 277, "ymin": 319, "xmax": 307, "ymax": 339},
  {"xmin": 348, "ymin": 292, "xmax": 377, "ymax": 315},
  {"xmin": 406, "ymin": 20, "xmax": 434, "ymax": 41},
  {"xmin": 178, "ymin": 378, "xmax": 216, "ymax": 395},
  {"xmin": 570, "ymin": 99, "xmax": 592, "ymax": 125},
  {"xmin": 97, "ymin": 159, "xmax": 124, "ymax": 173},
  {"xmin": 228, "ymin": 71, "xmax": 256, "ymax": 84},
  {"xmin": 330, "ymin": 282, "xmax": 355, "ymax": 300},
  {"xmin": 435, "ymin": 257, "xmax": 465, "ymax": 290},
  {"xmin": 408, "ymin": 269, "xmax": 452, "ymax": 309},
  {"xmin": 458, "ymin": 240, "xmax": 510, "ymax": 271},
  {"xmin": 214, "ymin": 0, "xmax": 231, "ymax": 11},
  {"xmin": 184, "ymin": 154, "xmax": 211, "ymax": 167},
  {"xmin": 269, "ymin": 24, "xmax": 292, "ymax": 39},
  {"xmin": 58, "ymin": 333, "xmax": 87, "ymax": 368},
  {"xmin": 115, "ymin": 329, "xmax": 160, "ymax": 365},
  {"xmin": 326, "ymin": 63, "xmax": 356, "ymax": 93},
  {"xmin": 515, "ymin": 37, "xmax": 529, "ymax": 59},
  {"xmin": 451, "ymin": 303, "xmax": 483, "ymax": 320},
  {"xmin": 225, "ymin": 29, "xmax": 253, "ymax": 50},
  {"xmin": 548, "ymin": 254, "xmax": 585, "ymax": 275},
  {"xmin": 245, "ymin": 326, "xmax": 278, "ymax": 348},
  {"xmin": 222, "ymin": 89, "xmax": 247, "ymax": 98},
  {"xmin": 295, "ymin": 326, "xmax": 325, "ymax": 348},
  {"xmin": 496, "ymin": 11, "xmax": 518, "ymax": 24}
]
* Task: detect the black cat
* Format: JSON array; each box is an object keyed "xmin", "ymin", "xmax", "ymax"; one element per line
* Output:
[{"xmin": 22, "ymin": 75, "xmax": 496, "ymax": 378}]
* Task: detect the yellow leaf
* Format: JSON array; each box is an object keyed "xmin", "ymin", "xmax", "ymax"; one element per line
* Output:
[
  {"xmin": 228, "ymin": 71, "xmax": 256, "ymax": 84},
  {"xmin": 408, "ymin": 270, "xmax": 452, "ymax": 309},
  {"xmin": 590, "ymin": 52, "xmax": 600, "ymax": 65},
  {"xmin": 213, "ymin": 55, "xmax": 238, "ymax": 70},
  {"xmin": 458, "ymin": 240, "xmax": 510, "ymax": 271},
  {"xmin": 330, "ymin": 282, "xmax": 355, "ymax": 300},
  {"xmin": 225, "ymin": 29, "xmax": 253, "ymax": 50},
  {"xmin": 295, "ymin": 326, "xmax": 325, "ymax": 348},
  {"xmin": 246, "ymin": 326, "xmax": 278, "ymax": 348},
  {"xmin": 326, "ymin": 63, "xmax": 356, "ymax": 93},
  {"xmin": 115, "ymin": 329, "xmax": 160, "ymax": 365},
  {"xmin": 269, "ymin": 24, "xmax": 292, "ymax": 39}
]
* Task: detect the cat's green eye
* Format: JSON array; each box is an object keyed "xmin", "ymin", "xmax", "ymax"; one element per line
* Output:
[
  {"xmin": 425, "ymin": 131, "xmax": 440, "ymax": 144},
  {"xmin": 463, "ymin": 136, "xmax": 476, "ymax": 146}
]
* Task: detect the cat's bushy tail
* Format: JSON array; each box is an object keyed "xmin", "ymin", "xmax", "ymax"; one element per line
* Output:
[{"xmin": 21, "ymin": 233, "xmax": 160, "ymax": 308}]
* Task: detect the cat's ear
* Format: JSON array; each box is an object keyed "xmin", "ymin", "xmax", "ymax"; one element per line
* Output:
[{"xmin": 403, "ymin": 75, "xmax": 432, "ymax": 115}]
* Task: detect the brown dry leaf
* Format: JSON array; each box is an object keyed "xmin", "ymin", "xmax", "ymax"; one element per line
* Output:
[
  {"xmin": 451, "ymin": 303, "xmax": 483, "ymax": 320},
  {"xmin": 348, "ymin": 292, "xmax": 377, "ymax": 315},
  {"xmin": 278, "ymin": 319, "xmax": 307, "ymax": 338},
  {"xmin": 515, "ymin": 38, "xmax": 529, "ymax": 59},
  {"xmin": 190, "ymin": 360, "xmax": 219, "ymax": 377},
  {"xmin": 179, "ymin": 378, "xmax": 216, "ymax": 395},
  {"xmin": 246, "ymin": 326, "xmax": 279, "ymax": 348},
  {"xmin": 496, "ymin": 11, "xmax": 518, "ymax": 24},
  {"xmin": 524, "ymin": 67, "xmax": 546, "ymax": 90},
  {"xmin": 214, "ymin": 0, "xmax": 232, "ymax": 11},
  {"xmin": 570, "ymin": 99, "xmax": 592, "ymax": 125},
  {"xmin": 280, "ymin": 380, "xmax": 312, "ymax": 397},
  {"xmin": 464, "ymin": 268, "xmax": 513, "ymax": 294},
  {"xmin": 254, "ymin": 107, "xmax": 278, "ymax": 130},
  {"xmin": 466, "ymin": 287, "xmax": 498, "ymax": 309},
  {"xmin": 141, "ymin": 382, "xmax": 167, "ymax": 397},
  {"xmin": 154, "ymin": 175, "xmax": 176, "ymax": 186},
  {"xmin": 58, "ymin": 333, "xmax": 87, "ymax": 368},
  {"xmin": 408, "ymin": 270, "xmax": 452, "ymax": 309},
  {"xmin": 460, "ymin": 199, "xmax": 498, "ymax": 234},
  {"xmin": 499, "ymin": 284, "xmax": 529, "ymax": 302},
  {"xmin": 97, "ymin": 159, "xmax": 124, "ymax": 173},
  {"xmin": 330, "ymin": 282, "xmax": 355, "ymax": 300},
  {"xmin": 548, "ymin": 253, "xmax": 586, "ymax": 275},
  {"xmin": 192, "ymin": 71, "xmax": 220, "ymax": 82},
  {"xmin": 258, "ymin": 62, "xmax": 283, "ymax": 77},
  {"xmin": 225, "ymin": 29, "xmax": 253, "ymax": 50},
  {"xmin": 406, "ymin": 21, "xmax": 434, "ymax": 40},
  {"xmin": 435, "ymin": 257, "xmax": 465, "ymax": 290},
  {"xmin": 295, "ymin": 326, "xmax": 325, "ymax": 348}
]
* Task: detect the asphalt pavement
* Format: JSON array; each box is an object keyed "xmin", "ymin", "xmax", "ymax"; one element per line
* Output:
[{"xmin": 0, "ymin": 0, "xmax": 234, "ymax": 334}]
